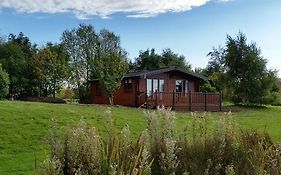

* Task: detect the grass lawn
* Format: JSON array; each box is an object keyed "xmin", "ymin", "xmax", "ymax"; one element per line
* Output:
[{"xmin": 0, "ymin": 101, "xmax": 280, "ymax": 174}]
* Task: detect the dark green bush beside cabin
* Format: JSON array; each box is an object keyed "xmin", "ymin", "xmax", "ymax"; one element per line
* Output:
[{"xmin": 90, "ymin": 67, "xmax": 221, "ymax": 111}]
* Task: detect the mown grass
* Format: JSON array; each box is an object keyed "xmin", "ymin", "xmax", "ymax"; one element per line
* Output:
[{"xmin": 0, "ymin": 101, "xmax": 280, "ymax": 174}]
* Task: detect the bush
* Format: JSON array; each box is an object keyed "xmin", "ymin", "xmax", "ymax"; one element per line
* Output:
[
  {"xmin": 56, "ymin": 87, "xmax": 75, "ymax": 100},
  {"xmin": 200, "ymin": 81, "xmax": 217, "ymax": 93},
  {"xmin": 38, "ymin": 108, "xmax": 281, "ymax": 175},
  {"xmin": 0, "ymin": 65, "xmax": 9, "ymax": 99},
  {"xmin": 38, "ymin": 109, "xmax": 152, "ymax": 175}
]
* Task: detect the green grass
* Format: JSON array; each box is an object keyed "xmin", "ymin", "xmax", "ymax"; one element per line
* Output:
[{"xmin": 0, "ymin": 101, "xmax": 280, "ymax": 174}]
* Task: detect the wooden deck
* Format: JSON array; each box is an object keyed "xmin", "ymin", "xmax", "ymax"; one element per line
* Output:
[{"xmin": 138, "ymin": 91, "xmax": 221, "ymax": 111}]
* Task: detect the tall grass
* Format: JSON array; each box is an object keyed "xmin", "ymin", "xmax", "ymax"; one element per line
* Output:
[{"xmin": 37, "ymin": 107, "xmax": 281, "ymax": 175}]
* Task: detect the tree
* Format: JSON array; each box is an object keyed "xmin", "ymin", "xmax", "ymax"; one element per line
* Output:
[
  {"xmin": 206, "ymin": 47, "xmax": 225, "ymax": 76},
  {"xmin": 134, "ymin": 48, "xmax": 191, "ymax": 71},
  {"xmin": 0, "ymin": 33, "xmax": 37, "ymax": 98},
  {"xmin": 161, "ymin": 48, "xmax": 191, "ymax": 70},
  {"xmin": 61, "ymin": 24, "xmax": 97, "ymax": 100},
  {"xmin": 32, "ymin": 46, "xmax": 69, "ymax": 97},
  {"xmin": 94, "ymin": 29, "xmax": 128, "ymax": 105},
  {"xmin": 134, "ymin": 49, "xmax": 163, "ymax": 70},
  {"xmin": 0, "ymin": 64, "xmax": 9, "ymax": 99},
  {"xmin": 208, "ymin": 32, "xmax": 278, "ymax": 105}
]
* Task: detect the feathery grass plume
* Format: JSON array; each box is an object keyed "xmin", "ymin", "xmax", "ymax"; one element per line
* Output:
[
  {"xmin": 225, "ymin": 164, "xmax": 235, "ymax": 175},
  {"xmin": 40, "ymin": 108, "xmax": 153, "ymax": 175},
  {"xmin": 144, "ymin": 106, "xmax": 178, "ymax": 174},
  {"xmin": 39, "ymin": 108, "xmax": 281, "ymax": 175},
  {"xmin": 159, "ymin": 138, "xmax": 179, "ymax": 175}
]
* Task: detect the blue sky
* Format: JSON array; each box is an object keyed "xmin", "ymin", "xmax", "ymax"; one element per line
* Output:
[{"xmin": 0, "ymin": 0, "xmax": 280, "ymax": 76}]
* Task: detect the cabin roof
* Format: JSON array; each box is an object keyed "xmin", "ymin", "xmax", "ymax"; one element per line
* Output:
[{"xmin": 124, "ymin": 66, "xmax": 207, "ymax": 81}]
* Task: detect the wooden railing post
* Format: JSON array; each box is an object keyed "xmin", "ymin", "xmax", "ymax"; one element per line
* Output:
[
  {"xmin": 172, "ymin": 90, "xmax": 175, "ymax": 110},
  {"xmin": 189, "ymin": 91, "xmax": 192, "ymax": 111},
  {"xmin": 204, "ymin": 92, "xmax": 207, "ymax": 111}
]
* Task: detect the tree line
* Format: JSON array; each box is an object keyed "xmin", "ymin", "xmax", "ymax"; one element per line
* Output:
[{"xmin": 0, "ymin": 25, "xmax": 279, "ymax": 105}]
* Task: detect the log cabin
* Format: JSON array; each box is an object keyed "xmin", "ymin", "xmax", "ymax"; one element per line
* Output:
[{"xmin": 90, "ymin": 66, "xmax": 221, "ymax": 111}]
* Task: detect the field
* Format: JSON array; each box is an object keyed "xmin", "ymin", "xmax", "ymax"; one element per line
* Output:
[{"xmin": 0, "ymin": 101, "xmax": 280, "ymax": 174}]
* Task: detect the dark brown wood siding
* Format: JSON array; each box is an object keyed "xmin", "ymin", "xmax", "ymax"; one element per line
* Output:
[{"xmin": 90, "ymin": 78, "xmax": 138, "ymax": 106}]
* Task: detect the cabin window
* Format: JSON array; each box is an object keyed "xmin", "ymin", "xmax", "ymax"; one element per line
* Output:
[
  {"xmin": 96, "ymin": 83, "xmax": 102, "ymax": 96},
  {"xmin": 124, "ymin": 79, "xmax": 132, "ymax": 92},
  {"xmin": 176, "ymin": 80, "xmax": 189, "ymax": 93},
  {"xmin": 147, "ymin": 79, "xmax": 152, "ymax": 96},
  {"xmin": 147, "ymin": 79, "xmax": 165, "ymax": 96},
  {"xmin": 159, "ymin": 80, "xmax": 164, "ymax": 92},
  {"xmin": 153, "ymin": 79, "xmax": 158, "ymax": 92}
]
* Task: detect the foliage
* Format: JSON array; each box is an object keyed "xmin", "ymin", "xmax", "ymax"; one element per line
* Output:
[
  {"xmin": 94, "ymin": 29, "xmax": 129, "ymax": 105},
  {"xmin": 134, "ymin": 48, "xmax": 191, "ymax": 71},
  {"xmin": 0, "ymin": 32, "xmax": 37, "ymax": 98},
  {"xmin": 56, "ymin": 87, "xmax": 75, "ymax": 100},
  {"xmin": 199, "ymin": 81, "xmax": 217, "ymax": 92},
  {"xmin": 206, "ymin": 32, "xmax": 279, "ymax": 105},
  {"xmin": 1, "ymin": 101, "xmax": 281, "ymax": 174},
  {"xmin": 32, "ymin": 46, "xmax": 69, "ymax": 97},
  {"xmin": 61, "ymin": 24, "xmax": 97, "ymax": 100},
  {"xmin": 134, "ymin": 48, "xmax": 163, "ymax": 70},
  {"xmin": 39, "ymin": 109, "xmax": 152, "ymax": 175},
  {"xmin": 162, "ymin": 48, "xmax": 191, "ymax": 70},
  {"xmin": 38, "ymin": 107, "xmax": 281, "ymax": 175},
  {"xmin": 0, "ymin": 64, "xmax": 9, "ymax": 99}
]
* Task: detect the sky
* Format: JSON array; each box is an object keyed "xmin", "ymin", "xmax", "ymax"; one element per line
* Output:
[{"xmin": 0, "ymin": 0, "xmax": 280, "ymax": 77}]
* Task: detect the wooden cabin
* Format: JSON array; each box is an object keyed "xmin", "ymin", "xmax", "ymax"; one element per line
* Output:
[{"xmin": 90, "ymin": 67, "xmax": 221, "ymax": 111}]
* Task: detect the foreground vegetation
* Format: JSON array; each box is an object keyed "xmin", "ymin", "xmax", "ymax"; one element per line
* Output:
[
  {"xmin": 0, "ymin": 101, "xmax": 281, "ymax": 174},
  {"xmin": 37, "ymin": 108, "xmax": 281, "ymax": 175}
]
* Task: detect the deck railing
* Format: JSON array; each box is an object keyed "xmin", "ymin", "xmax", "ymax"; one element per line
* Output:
[{"xmin": 138, "ymin": 91, "xmax": 221, "ymax": 111}]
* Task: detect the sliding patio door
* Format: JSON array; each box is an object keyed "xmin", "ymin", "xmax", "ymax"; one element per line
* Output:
[
  {"xmin": 146, "ymin": 79, "xmax": 165, "ymax": 96},
  {"xmin": 176, "ymin": 80, "xmax": 189, "ymax": 93}
]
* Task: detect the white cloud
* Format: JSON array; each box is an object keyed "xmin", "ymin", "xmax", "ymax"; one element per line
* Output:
[{"xmin": 0, "ymin": 0, "xmax": 230, "ymax": 19}]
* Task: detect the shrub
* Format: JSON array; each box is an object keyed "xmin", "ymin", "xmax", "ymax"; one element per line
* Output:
[
  {"xmin": 39, "ymin": 108, "xmax": 281, "ymax": 175},
  {"xmin": 200, "ymin": 81, "xmax": 217, "ymax": 93},
  {"xmin": 38, "ymin": 108, "xmax": 152, "ymax": 175},
  {"xmin": 0, "ymin": 65, "xmax": 9, "ymax": 99}
]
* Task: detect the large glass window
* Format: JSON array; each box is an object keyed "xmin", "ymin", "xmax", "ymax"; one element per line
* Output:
[
  {"xmin": 183, "ymin": 80, "xmax": 189, "ymax": 93},
  {"xmin": 176, "ymin": 80, "xmax": 189, "ymax": 93},
  {"xmin": 159, "ymin": 80, "xmax": 164, "ymax": 92},
  {"xmin": 147, "ymin": 79, "xmax": 152, "ymax": 96},
  {"xmin": 146, "ymin": 79, "xmax": 165, "ymax": 96},
  {"xmin": 153, "ymin": 79, "xmax": 158, "ymax": 92}
]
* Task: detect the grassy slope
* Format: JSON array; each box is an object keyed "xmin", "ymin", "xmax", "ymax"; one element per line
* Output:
[{"xmin": 0, "ymin": 101, "xmax": 280, "ymax": 174}]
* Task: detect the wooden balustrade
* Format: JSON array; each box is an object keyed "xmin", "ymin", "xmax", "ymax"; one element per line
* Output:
[{"xmin": 137, "ymin": 91, "xmax": 221, "ymax": 111}]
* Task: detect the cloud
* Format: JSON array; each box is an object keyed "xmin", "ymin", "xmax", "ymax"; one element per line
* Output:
[{"xmin": 0, "ymin": 0, "xmax": 230, "ymax": 19}]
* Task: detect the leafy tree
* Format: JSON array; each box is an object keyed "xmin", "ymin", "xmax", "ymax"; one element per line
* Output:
[
  {"xmin": 161, "ymin": 48, "xmax": 191, "ymax": 70},
  {"xmin": 199, "ymin": 81, "xmax": 217, "ymax": 93},
  {"xmin": 94, "ymin": 29, "xmax": 128, "ymax": 105},
  {"xmin": 134, "ymin": 48, "xmax": 191, "ymax": 71},
  {"xmin": 208, "ymin": 32, "xmax": 278, "ymax": 105},
  {"xmin": 61, "ymin": 24, "xmax": 97, "ymax": 100},
  {"xmin": 134, "ymin": 48, "xmax": 163, "ymax": 70},
  {"xmin": 206, "ymin": 47, "xmax": 225, "ymax": 76},
  {"xmin": 0, "ymin": 64, "xmax": 9, "ymax": 99},
  {"xmin": 32, "ymin": 46, "xmax": 69, "ymax": 97},
  {"xmin": 0, "ymin": 33, "xmax": 37, "ymax": 98}
]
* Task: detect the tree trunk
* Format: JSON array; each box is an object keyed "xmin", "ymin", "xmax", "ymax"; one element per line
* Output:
[{"xmin": 109, "ymin": 95, "xmax": 114, "ymax": 105}]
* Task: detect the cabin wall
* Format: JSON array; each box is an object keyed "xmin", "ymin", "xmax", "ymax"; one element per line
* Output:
[
  {"xmin": 138, "ymin": 79, "xmax": 146, "ymax": 93},
  {"xmin": 139, "ymin": 72, "xmax": 201, "ymax": 93},
  {"xmin": 90, "ymin": 78, "xmax": 137, "ymax": 106}
]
